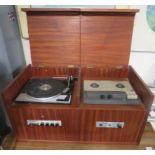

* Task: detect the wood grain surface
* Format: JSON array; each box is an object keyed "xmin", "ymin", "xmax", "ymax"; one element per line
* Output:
[
  {"xmin": 22, "ymin": 8, "xmax": 139, "ymax": 13},
  {"xmin": 7, "ymin": 107, "xmax": 145, "ymax": 144},
  {"xmin": 2, "ymin": 63, "xmax": 152, "ymax": 145},
  {"xmin": 82, "ymin": 66, "xmax": 129, "ymax": 79},
  {"xmin": 2, "ymin": 9, "xmax": 153, "ymax": 145},
  {"xmin": 15, "ymin": 123, "xmax": 155, "ymax": 150},
  {"xmin": 27, "ymin": 14, "xmax": 80, "ymax": 67},
  {"xmin": 128, "ymin": 66, "xmax": 154, "ymax": 144},
  {"xmin": 2, "ymin": 64, "xmax": 151, "ymax": 145},
  {"xmin": 81, "ymin": 15, "xmax": 134, "ymax": 67},
  {"xmin": 24, "ymin": 9, "xmax": 137, "ymax": 67}
]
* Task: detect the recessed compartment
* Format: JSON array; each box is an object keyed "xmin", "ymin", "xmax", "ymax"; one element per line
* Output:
[
  {"xmin": 82, "ymin": 67, "xmax": 142, "ymax": 105},
  {"xmin": 3, "ymin": 66, "xmax": 81, "ymax": 107}
]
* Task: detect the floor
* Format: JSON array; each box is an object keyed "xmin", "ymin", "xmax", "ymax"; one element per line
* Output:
[{"xmin": 15, "ymin": 123, "xmax": 155, "ymax": 150}]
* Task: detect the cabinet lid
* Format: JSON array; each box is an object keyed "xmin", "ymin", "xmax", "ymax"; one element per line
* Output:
[
  {"xmin": 23, "ymin": 8, "xmax": 138, "ymax": 67},
  {"xmin": 22, "ymin": 8, "xmax": 139, "ymax": 13}
]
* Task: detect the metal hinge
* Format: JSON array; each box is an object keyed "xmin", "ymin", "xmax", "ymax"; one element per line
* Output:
[
  {"xmin": 86, "ymin": 65, "xmax": 94, "ymax": 68},
  {"xmin": 67, "ymin": 64, "xmax": 75, "ymax": 68},
  {"xmin": 115, "ymin": 65, "xmax": 124, "ymax": 69}
]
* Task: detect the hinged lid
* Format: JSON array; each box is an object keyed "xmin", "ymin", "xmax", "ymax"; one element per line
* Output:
[{"xmin": 23, "ymin": 8, "xmax": 138, "ymax": 67}]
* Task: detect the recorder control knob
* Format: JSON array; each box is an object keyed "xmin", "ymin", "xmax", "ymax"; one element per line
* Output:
[
  {"xmin": 90, "ymin": 83, "xmax": 99, "ymax": 88},
  {"xmin": 117, "ymin": 123, "xmax": 122, "ymax": 128},
  {"xmin": 100, "ymin": 95, "xmax": 105, "ymax": 99},
  {"xmin": 107, "ymin": 94, "xmax": 112, "ymax": 99}
]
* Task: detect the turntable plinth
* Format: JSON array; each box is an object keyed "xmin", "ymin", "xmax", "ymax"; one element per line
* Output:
[{"xmin": 2, "ymin": 8, "xmax": 154, "ymax": 145}]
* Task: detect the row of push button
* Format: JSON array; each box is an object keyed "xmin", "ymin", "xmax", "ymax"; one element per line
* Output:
[
  {"xmin": 27, "ymin": 120, "xmax": 62, "ymax": 127},
  {"xmin": 40, "ymin": 122, "xmax": 59, "ymax": 126}
]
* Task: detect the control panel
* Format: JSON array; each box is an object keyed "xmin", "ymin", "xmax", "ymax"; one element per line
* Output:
[
  {"xmin": 96, "ymin": 121, "xmax": 124, "ymax": 128},
  {"xmin": 27, "ymin": 120, "xmax": 62, "ymax": 127}
]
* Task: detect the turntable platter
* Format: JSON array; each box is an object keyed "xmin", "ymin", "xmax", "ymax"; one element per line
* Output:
[{"xmin": 25, "ymin": 79, "xmax": 66, "ymax": 98}]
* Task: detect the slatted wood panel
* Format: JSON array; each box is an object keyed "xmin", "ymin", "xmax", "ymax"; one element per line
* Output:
[
  {"xmin": 129, "ymin": 66, "xmax": 154, "ymax": 111},
  {"xmin": 82, "ymin": 66, "xmax": 129, "ymax": 79},
  {"xmin": 24, "ymin": 9, "xmax": 138, "ymax": 67},
  {"xmin": 81, "ymin": 14, "xmax": 135, "ymax": 66},
  {"xmin": 2, "ymin": 65, "xmax": 31, "ymax": 107},
  {"xmin": 14, "ymin": 123, "xmax": 155, "ymax": 150},
  {"xmin": 9, "ymin": 108, "xmax": 81, "ymax": 141},
  {"xmin": 80, "ymin": 110, "xmax": 146, "ymax": 144},
  {"xmin": 27, "ymin": 13, "xmax": 80, "ymax": 66},
  {"xmin": 128, "ymin": 66, "xmax": 154, "ymax": 143},
  {"xmin": 30, "ymin": 66, "xmax": 80, "ymax": 77},
  {"xmin": 8, "ymin": 107, "xmax": 145, "ymax": 144}
]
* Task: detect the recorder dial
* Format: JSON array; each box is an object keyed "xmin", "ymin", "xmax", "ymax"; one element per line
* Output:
[
  {"xmin": 90, "ymin": 83, "xmax": 99, "ymax": 88},
  {"xmin": 116, "ymin": 83, "xmax": 125, "ymax": 88},
  {"xmin": 100, "ymin": 94, "xmax": 105, "ymax": 99}
]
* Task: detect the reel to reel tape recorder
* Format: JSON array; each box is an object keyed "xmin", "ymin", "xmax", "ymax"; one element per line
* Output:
[{"xmin": 83, "ymin": 80, "xmax": 141, "ymax": 104}]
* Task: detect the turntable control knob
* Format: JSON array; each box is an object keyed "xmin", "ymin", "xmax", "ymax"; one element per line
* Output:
[
  {"xmin": 54, "ymin": 123, "xmax": 59, "ymax": 127},
  {"xmin": 107, "ymin": 94, "xmax": 112, "ymax": 99},
  {"xmin": 45, "ymin": 123, "xmax": 49, "ymax": 126},
  {"xmin": 100, "ymin": 95, "xmax": 105, "ymax": 99},
  {"xmin": 50, "ymin": 123, "xmax": 54, "ymax": 126}
]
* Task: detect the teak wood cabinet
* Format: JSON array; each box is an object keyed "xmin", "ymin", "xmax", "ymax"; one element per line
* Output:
[{"xmin": 2, "ymin": 8, "xmax": 154, "ymax": 145}]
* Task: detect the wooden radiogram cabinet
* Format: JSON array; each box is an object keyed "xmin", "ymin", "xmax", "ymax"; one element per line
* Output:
[{"xmin": 2, "ymin": 8, "xmax": 154, "ymax": 145}]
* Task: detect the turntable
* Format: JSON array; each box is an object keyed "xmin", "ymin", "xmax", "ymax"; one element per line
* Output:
[{"xmin": 15, "ymin": 76, "xmax": 75, "ymax": 104}]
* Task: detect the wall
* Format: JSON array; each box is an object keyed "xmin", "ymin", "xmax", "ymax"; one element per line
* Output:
[
  {"xmin": 21, "ymin": 38, "xmax": 31, "ymax": 65},
  {"xmin": 0, "ymin": 5, "xmax": 26, "ymax": 132},
  {"xmin": 131, "ymin": 5, "xmax": 155, "ymax": 52},
  {"xmin": 129, "ymin": 5, "xmax": 155, "ymax": 84},
  {"xmin": 129, "ymin": 52, "xmax": 155, "ymax": 84}
]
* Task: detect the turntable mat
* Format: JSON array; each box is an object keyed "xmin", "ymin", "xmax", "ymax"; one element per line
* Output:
[{"xmin": 24, "ymin": 79, "xmax": 66, "ymax": 98}]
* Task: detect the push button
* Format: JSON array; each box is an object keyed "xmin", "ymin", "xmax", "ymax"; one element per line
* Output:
[
  {"xmin": 54, "ymin": 123, "xmax": 59, "ymax": 127},
  {"xmin": 40, "ymin": 122, "xmax": 44, "ymax": 126},
  {"xmin": 50, "ymin": 123, "xmax": 54, "ymax": 126},
  {"xmin": 45, "ymin": 123, "xmax": 49, "ymax": 126}
]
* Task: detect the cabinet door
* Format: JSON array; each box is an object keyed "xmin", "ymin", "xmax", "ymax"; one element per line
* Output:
[
  {"xmin": 10, "ymin": 108, "xmax": 81, "ymax": 141},
  {"xmin": 80, "ymin": 110, "xmax": 146, "ymax": 144}
]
